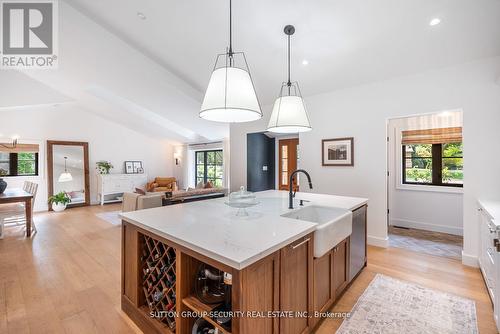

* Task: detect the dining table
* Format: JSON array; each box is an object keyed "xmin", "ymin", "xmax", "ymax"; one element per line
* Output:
[{"xmin": 0, "ymin": 188, "xmax": 34, "ymax": 237}]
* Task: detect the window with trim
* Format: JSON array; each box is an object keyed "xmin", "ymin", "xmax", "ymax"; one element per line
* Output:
[
  {"xmin": 401, "ymin": 127, "xmax": 462, "ymax": 187},
  {"xmin": 0, "ymin": 152, "xmax": 39, "ymax": 176},
  {"xmin": 195, "ymin": 150, "xmax": 223, "ymax": 187}
]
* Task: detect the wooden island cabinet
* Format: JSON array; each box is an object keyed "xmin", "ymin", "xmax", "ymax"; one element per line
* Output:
[
  {"xmin": 121, "ymin": 193, "xmax": 368, "ymax": 334},
  {"xmin": 122, "ymin": 221, "xmax": 316, "ymax": 334}
]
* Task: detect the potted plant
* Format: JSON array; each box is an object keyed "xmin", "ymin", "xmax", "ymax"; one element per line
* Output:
[
  {"xmin": 96, "ymin": 161, "xmax": 113, "ymax": 174},
  {"xmin": 48, "ymin": 191, "xmax": 71, "ymax": 212},
  {"xmin": 0, "ymin": 168, "xmax": 7, "ymax": 194}
]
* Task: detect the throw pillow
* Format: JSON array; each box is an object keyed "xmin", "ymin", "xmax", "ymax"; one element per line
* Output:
[
  {"xmin": 196, "ymin": 181, "xmax": 204, "ymax": 189},
  {"xmin": 204, "ymin": 181, "xmax": 213, "ymax": 189},
  {"xmin": 135, "ymin": 187, "xmax": 146, "ymax": 195}
]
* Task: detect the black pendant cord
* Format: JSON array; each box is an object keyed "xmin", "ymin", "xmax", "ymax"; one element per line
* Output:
[
  {"xmin": 287, "ymin": 33, "xmax": 291, "ymax": 94},
  {"xmin": 283, "ymin": 25, "xmax": 295, "ymax": 95},
  {"xmin": 228, "ymin": 0, "xmax": 233, "ymax": 65}
]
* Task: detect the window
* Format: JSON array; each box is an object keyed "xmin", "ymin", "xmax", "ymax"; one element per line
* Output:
[
  {"xmin": 0, "ymin": 153, "xmax": 39, "ymax": 176},
  {"xmin": 402, "ymin": 142, "xmax": 463, "ymax": 187},
  {"xmin": 195, "ymin": 150, "xmax": 223, "ymax": 187}
]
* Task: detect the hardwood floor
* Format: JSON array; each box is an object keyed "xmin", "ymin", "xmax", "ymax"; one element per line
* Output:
[
  {"xmin": 315, "ymin": 246, "xmax": 497, "ymax": 334},
  {"xmin": 0, "ymin": 204, "xmax": 496, "ymax": 333},
  {"xmin": 0, "ymin": 204, "xmax": 141, "ymax": 334}
]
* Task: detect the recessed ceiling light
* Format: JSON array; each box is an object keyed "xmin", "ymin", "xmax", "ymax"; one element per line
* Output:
[
  {"xmin": 137, "ymin": 12, "xmax": 146, "ymax": 20},
  {"xmin": 429, "ymin": 18, "xmax": 441, "ymax": 26},
  {"xmin": 302, "ymin": 60, "xmax": 309, "ymax": 65}
]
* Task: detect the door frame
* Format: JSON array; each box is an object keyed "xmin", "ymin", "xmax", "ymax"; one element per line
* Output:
[
  {"xmin": 385, "ymin": 109, "xmax": 464, "ymax": 237},
  {"xmin": 277, "ymin": 137, "xmax": 299, "ymax": 191}
]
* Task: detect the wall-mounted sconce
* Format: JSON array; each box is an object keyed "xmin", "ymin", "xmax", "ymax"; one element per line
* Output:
[{"xmin": 0, "ymin": 135, "xmax": 19, "ymax": 149}]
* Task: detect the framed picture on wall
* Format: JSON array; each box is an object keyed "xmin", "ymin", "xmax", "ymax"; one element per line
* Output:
[
  {"xmin": 125, "ymin": 161, "xmax": 143, "ymax": 174},
  {"xmin": 322, "ymin": 137, "xmax": 354, "ymax": 166},
  {"xmin": 133, "ymin": 161, "xmax": 143, "ymax": 173},
  {"xmin": 125, "ymin": 161, "xmax": 134, "ymax": 174}
]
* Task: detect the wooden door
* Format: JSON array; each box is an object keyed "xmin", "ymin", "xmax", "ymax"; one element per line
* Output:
[
  {"xmin": 332, "ymin": 237, "xmax": 350, "ymax": 299},
  {"xmin": 280, "ymin": 235, "xmax": 313, "ymax": 334},
  {"xmin": 278, "ymin": 138, "xmax": 299, "ymax": 191}
]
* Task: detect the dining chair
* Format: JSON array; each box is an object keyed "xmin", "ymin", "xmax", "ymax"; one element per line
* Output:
[{"xmin": 0, "ymin": 181, "xmax": 38, "ymax": 238}]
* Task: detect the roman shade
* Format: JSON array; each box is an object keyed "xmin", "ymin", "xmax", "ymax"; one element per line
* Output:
[
  {"xmin": 0, "ymin": 143, "xmax": 39, "ymax": 153},
  {"xmin": 401, "ymin": 127, "xmax": 462, "ymax": 145}
]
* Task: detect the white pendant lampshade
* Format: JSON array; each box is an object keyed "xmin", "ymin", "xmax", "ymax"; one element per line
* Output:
[
  {"xmin": 267, "ymin": 25, "xmax": 312, "ymax": 133},
  {"xmin": 58, "ymin": 157, "xmax": 73, "ymax": 182},
  {"xmin": 58, "ymin": 172, "xmax": 73, "ymax": 183},
  {"xmin": 267, "ymin": 94, "xmax": 311, "ymax": 133},
  {"xmin": 200, "ymin": 66, "xmax": 262, "ymax": 122},
  {"xmin": 200, "ymin": 0, "xmax": 262, "ymax": 123}
]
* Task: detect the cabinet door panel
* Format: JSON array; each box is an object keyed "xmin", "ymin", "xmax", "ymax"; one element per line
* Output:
[
  {"xmin": 280, "ymin": 235, "xmax": 313, "ymax": 334},
  {"xmin": 240, "ymin": 252, "xmax": 280, "ymax": 334},
  {"xmin": 313, "ymin": 251, "xmax": 333, "ymax": 313},
  {"xmin": 333, "ymin": 238, "xmax": 349, "ymax": 299}
]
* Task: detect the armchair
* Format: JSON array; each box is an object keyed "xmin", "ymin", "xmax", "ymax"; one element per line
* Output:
[{"xmin": 147, "ymin": 177, "xmax": 177, "ymax": 192}]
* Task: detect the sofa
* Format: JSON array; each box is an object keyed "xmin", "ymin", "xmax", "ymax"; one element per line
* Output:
[
  {"xmin": 144, "ymin": 177, "xmax": 228, "ymax": 204},
  {"xmin": 147, "ymin": 177, "xmax": 177, "ymax": 192},
  {"xmin": 122, "ymin": 192, "xmax": 164, "ymax": 212},
  {"xmin": 168, "ymin": 187, "xmax": 228, "ymax": 201}
]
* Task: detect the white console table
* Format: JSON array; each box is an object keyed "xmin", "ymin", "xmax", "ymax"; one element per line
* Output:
[
  {"xmin": 97, "ymin": 174, "xmax": 147, "ymax": 205},
  {"xmin": 478, "ymin": 199, "xmax": 500, "ymax": 332}
]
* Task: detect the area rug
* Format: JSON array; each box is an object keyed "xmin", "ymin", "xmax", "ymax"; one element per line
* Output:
[
  {"xmin": 95, "ymin": 211, "xmax": 122, "ymax": 226},
  {"xmin": 336, "ymin": 274, "xmax": 478, "ymax": 334}
]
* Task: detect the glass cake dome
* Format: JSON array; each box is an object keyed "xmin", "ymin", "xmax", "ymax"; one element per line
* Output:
[{"xmin": 225, "ymin": 186, "xmax": 259, "ymax": 216}]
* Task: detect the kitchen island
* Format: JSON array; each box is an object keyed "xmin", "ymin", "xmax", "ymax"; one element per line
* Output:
[{"xmin": 120, "ymin": 190, "xmax": 367, "ymax": 334}]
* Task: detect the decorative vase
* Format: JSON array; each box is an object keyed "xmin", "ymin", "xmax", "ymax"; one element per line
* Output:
[
  {"xmin": 0, "ymin": 178, "xmax": 6, "ymax": 194},
  {"xmin": 98, "ymin": 166, "xmax": 110, "ymax": 174},
  {"xmin": 52, "ymin": 202, "xmax": 67, "ymax": 212}
]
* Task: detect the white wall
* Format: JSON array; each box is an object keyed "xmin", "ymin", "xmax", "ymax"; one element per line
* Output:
[
  {"xmin": 0, "ymin": 105, "xmax": 174, "ymax": 211},
  {"xmin": 231, "ymin": 57, "xmax": 500, "ymax": 265},
  {"xmin": 387, "ymin": 113, "xmax": 463, "ymax": 236}
]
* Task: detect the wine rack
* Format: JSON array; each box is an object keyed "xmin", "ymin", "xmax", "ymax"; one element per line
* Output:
[{"xmin": 140, "ymin": 234, "xmax": 177, "ymax": 331}]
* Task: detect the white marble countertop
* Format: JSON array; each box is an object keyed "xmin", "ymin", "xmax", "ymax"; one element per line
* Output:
[
  {"xmin": 120, "ymin": 190, "xmax": 368, "ymax": 270},
  {"xmin": 478, "ymin": 199, "xmax": 500, "ymax": 228}
]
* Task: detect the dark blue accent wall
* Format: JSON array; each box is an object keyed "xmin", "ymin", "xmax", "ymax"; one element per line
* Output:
[{"xmin": 247, "ymin": 133, "xmax": 275, "ymax": 192}]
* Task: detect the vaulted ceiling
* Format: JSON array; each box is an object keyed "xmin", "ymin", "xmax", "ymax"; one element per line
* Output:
[
  {"xmin": 4, "ymin": 0, "xmax": 500, "ymax": 143},
  {"xmin": 67, "ymin": 0, "xmax": 500, "ymax": 103}
]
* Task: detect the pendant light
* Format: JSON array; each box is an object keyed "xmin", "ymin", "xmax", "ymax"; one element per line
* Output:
[
  {"xmin": 200, "ymin": 0, "xmax": 262, "ymax": 123},
  {"xmin": 58, "ymin": 157, "xmax": 73, "ymax": 182},
  {"xmin": 267, "ymin": 25, "xmax": 312, "ymax": 133}
]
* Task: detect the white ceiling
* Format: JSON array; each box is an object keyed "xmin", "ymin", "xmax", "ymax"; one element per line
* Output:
[
  {"xmin": 66, "ymin": 0, "xmax": 500, "ymax": 105},
  {"xmin": 5, "ymin": 1, "xmax": 499, "ymax": 144},
  {"xmin": 0, "ymin": 70, "xmax": 73, "ymax": 108},
  {"xmin": 53, "ymin": 145, "xmax": 84, "ymax": 168},
  {"xmin": 18, "ymin": 2, "xmax": 228, "ymax": 143}
]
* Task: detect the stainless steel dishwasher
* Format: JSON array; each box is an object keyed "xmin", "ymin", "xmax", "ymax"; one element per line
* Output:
[{"xmin": 349, "ymin": 205, "xmax": 367, "ymax": 282}]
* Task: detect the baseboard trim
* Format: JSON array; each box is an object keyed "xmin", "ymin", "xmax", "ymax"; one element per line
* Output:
[
  {"xmin": 367, "ymin": 235, "xmax": 389, "ymax": 248},
  {"xmin": 390, "ymin": 218, "xmax": 463, "ymax": 236},
  {"xmin": 462, "ymin": 251, "xmax": 479, "ymax": 268}
]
